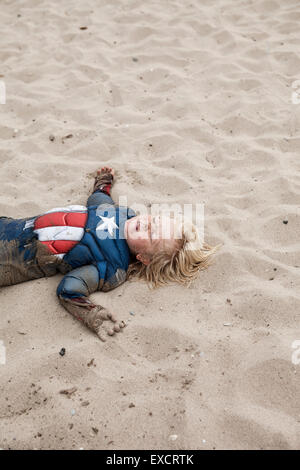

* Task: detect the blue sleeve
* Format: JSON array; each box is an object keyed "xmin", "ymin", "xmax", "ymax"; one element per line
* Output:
[
  {"xmin": 57, "ymin": 264, "xmax": 127, "ymax": 299},
  {"xmin": 57, "ymin": 265, "xmax": 100, "ymax": 299},
  {"xmin": 87, "ymin": 191, "xmax": 115, "ymax": 208}
]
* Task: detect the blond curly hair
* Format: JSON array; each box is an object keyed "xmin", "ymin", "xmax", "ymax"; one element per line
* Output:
[{"xmin": 127, "ymin": 216, "xmax": 221, "ymax": 288}]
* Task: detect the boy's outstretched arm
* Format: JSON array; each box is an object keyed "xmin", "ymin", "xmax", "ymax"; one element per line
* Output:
[
  {"xmin": 57, "ymin": 265, "xmax": 126, "ymax": 342},
  {"xmin": 57, "ymin": 166, "xmax": 125, "ymax": 341}
]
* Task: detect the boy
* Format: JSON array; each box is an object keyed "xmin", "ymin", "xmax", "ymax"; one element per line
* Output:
[{"xmin": 0, "ymin": 167, "xmax": 218, "ymax": 341}]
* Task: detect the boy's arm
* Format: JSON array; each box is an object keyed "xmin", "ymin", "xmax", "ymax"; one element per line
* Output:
[
  {"xmin": 57, "ymin": 265, "xmax": 126, "ymax": 341},
  {"xmin": 87, "ymin": 166, "xmax": 115, "ymax": 207}
]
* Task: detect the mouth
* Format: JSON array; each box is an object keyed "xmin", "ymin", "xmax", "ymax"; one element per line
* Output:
[{"xmin": 125, "ymin": 218, "xmax": 139, "ymax": 238}]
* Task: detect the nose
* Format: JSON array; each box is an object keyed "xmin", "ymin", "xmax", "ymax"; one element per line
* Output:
[{"xmin": 140, "ymin": 214, "xmax": 151, "ymax": 231}]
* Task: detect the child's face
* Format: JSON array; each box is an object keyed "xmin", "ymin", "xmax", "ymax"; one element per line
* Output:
[{"xmin": 125, "ymin": 214, "xmax": 180, "ymax": 264}]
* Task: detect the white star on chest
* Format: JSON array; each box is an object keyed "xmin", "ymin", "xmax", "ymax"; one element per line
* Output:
[{"xmin": 96, "ymin": 215, "xmax": 119, "ymax": 236}]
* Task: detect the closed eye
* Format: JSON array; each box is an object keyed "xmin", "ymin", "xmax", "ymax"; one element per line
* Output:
[
  {"xmin": 153, "ymin": 216, "xmax": 159, "ymax": 239},
  {"xmin": 150, "ymin": 216, "xmax": 159, "ymax": 241}
]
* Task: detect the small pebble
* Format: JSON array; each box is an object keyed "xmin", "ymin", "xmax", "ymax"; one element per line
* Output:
[
  {"xmin": 129, "ymin": 311, "xmax": 135, "ymax": 316},
  {"xmin": 223, "ymin": 322, "xmax": 232, "ymax": 327},
  {"xmin": 283, "ymin": 220, "xmax": 288, "ymax": 224},
  {"xmin": 62, "ymin": 134, "xmax": 73, "ymax": 141},
  {"xmin": 169, "ymin": 434, "xmax": 178, "ymax": 441},
  {"xmin": 71, "ymin": 409, "xmax": 76, "ymax": 416},
  {"xmin": 49, "ymin": 134, "xmax": 55, "ymax": 142},
  {"xmin": 59, "ymin": 348, "xmax": 66, "ymax": 356}
]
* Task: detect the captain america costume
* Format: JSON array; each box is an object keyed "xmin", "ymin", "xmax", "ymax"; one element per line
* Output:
[{"xmin": 0, "ymin": 170, "xmax": 136, "ymax": 338}]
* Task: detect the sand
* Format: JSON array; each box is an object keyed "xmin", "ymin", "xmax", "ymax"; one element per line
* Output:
[{"xmin": 0, "ymin": 0, "xmax": 300, "ymax": 450}]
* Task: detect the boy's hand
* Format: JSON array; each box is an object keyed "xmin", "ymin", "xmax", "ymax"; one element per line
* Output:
[
  {"xmin": 97, "ymin": 167, "xmax": 115, "ymax": 179},
  {"xmin": 59, "ymin": 296, "xmax": 126, "ymax": 342},
  {"xmin": 93, "ymin": 166, "xmax": 115, "ymax": 195},
  {"xmin": 93, "ymin": 307, "xmax": 126, "ymax": 342}
]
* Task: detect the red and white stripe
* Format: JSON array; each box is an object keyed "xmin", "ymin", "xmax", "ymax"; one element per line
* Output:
[{"xmin": 34, "ymin": 205, "xmax": 88, "ymax": 257}]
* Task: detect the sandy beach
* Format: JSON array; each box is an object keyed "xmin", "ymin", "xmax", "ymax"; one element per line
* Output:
[{"xmin": 0, "ymin": 0, "xmax": 300, "ymax": 450}]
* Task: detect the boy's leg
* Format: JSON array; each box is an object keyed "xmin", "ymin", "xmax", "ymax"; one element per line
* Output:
[{"xmin": 0, "ymin": 217, "xmax": 59, "ymax": 287}]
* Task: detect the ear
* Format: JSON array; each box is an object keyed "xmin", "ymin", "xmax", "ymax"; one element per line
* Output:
[{"xmin": 136, "ymin": 253, "xmax": 151, "ymax": 265}]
